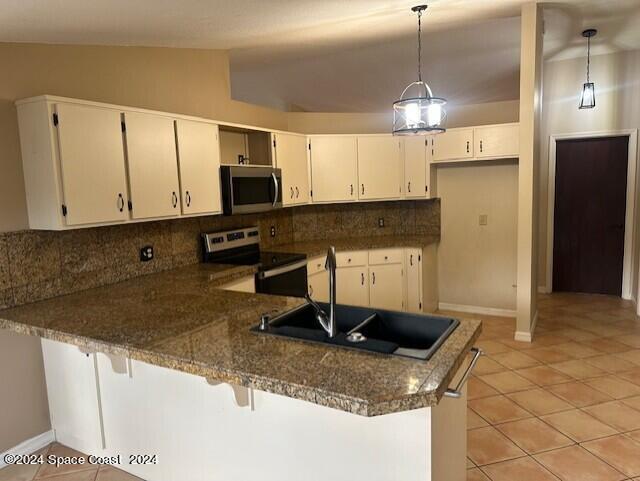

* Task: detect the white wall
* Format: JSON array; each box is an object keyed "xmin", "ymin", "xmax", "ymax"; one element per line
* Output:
[
  {"xmin": 538, "ymin": 49, "xmax": 640, "ymax": 296},
  {"xmin": 436, "ymin": 161, "xmax": 519, "ymax": 313}
]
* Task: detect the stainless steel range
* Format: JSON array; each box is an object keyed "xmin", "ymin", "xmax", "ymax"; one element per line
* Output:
[{"xmin": 201, "ymin": 226, "xmax": 307, "ymax": 298}]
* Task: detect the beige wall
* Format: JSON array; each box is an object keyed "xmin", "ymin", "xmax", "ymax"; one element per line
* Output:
[
  {"xmin": 516, "ymin": 3, "xmax": 543, "ymax": 337},
  {"xmin": 538, "ymin": 49, "xmax": 640, "ymax": 297},
  {"xmin": 0, "ymin": 42, "xmax": 288, "ymax": 453},
  {"xmin": 436, "ymin": 161, "xmax": 519, "ymax": 312},
  {"xmin": 287, "ymin": 100, "xmax": 520, "ymax": 134}
]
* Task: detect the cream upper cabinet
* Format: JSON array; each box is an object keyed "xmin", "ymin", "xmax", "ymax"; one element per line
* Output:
[
  {"xmin": 357, "ymin": 136, "xmax": 402, "ymax": 200},
  {"xmin": 309, "ymin": 136, "xmax": 358, "ymax": 203},
  {"xmin": 54, "ymin": 103, "xmax": 130, "ymax": 226},
  {"xmin": 403, "ymin": 136, "xmax": 429, "ymax": 199},
  {"xmin": 405, "ymin": 248, "xmax": 423, "ymax": 313},
  {"xmin": 175, "ymin": 119, "xmax": 222, "ymax": 216},
  {"xmin": 336, "ymin": 266, "xmax": 369, "ymax": 307},
  {"xmin": 369, "ymin": 264, "xmax": 404, "ymax": 311},
  {"xmin": 432, "ymin": 128, "xmax": 474, "ymax": 162},
  {"xmin": 474, "ymin": 123, "xmax": 520, "ymax": 159},
  {"xmin": 124, "ymin": 111, "xmax": 181, "ymax": 219},
  {"xmin": 273, "ymin": 133, "xmax": 309, "ymax": 206}
]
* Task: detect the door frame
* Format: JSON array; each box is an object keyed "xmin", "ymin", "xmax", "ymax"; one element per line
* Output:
[{"xmin": 545, "ymin": 129, "xmax": 638, "ymax": 300}]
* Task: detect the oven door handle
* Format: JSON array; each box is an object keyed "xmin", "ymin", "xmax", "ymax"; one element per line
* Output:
[
  {"xmin": 271, "ymin": 173, "xmax": 279, "ymax": 207},
  {"xmin": 258, "ymin": 259, "xmax": 307, "ymax": 280}
]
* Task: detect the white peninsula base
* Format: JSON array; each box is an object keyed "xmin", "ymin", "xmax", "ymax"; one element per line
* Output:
[{"xmin": 41, "ymin": 338, "xmax": 467, "ymax": 481}]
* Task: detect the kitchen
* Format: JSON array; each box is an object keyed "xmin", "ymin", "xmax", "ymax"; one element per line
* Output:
[{"xmin": 2, "ymin": 2, "xmax": 640, "ymax": 481}]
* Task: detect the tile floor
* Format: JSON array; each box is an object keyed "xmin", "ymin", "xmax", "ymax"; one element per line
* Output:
[
  {"xmin": 3, "ymin": 293, "xmax": 640, "ymax": 481},
  {"xmin": 464, "ymin": 293, "xmax": 640, "ymax": 481}
]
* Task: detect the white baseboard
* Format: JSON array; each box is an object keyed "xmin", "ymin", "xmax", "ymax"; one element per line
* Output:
[
  {"xmin": 438, "ymin": 302, "xmax": 516, "ymax": 318},
  {"xmin": 0, "ymin": 430, "xmax": 55, "ymax": 469},
  {"xmin": 514, "ymin": 310, "xmax": 538, "ymax": 343}
]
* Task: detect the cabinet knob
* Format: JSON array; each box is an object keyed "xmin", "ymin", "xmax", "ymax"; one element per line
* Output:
[
  {"xmin": 372, "ymin": 272, "xmax": 376, "ymax": 284},
  {"xmin": 361, "ymin": 273, "xmax": 364, "ymax": 285},
  {"xmin": 117, "ymin": 193, "xmax": 124, "ymax": 212},
  {"xmin": 348, "ymin": 258, "xmax": 351, "ymax": 263},
  {"xmin": 172, "ymin": 191, "xmax": 178, "ymax": 208},
  {"xmin": 361, "ymin": 184, "xmax": 365, "ymax": 195},
  {"xmin": 466, "ymin": 141, "xmax": 470, "ymax": 153},
  {"xmin": 480, "ymin": 140, "xmax": 483, "ymax": 152},
  {"xmin": 384, "ymin": 256, "xmax": 388, "ymax": 260},
  {"xmin": 350, "ymin": 184, "xmax": 354, "ymax": 196},
  {"xmin": 407, "ymin": 181, "xmax": 411, "ymax": 193},
  {"xmin": 295, "ymin": 186, "xmax": 299, "ymax": 198},
  {"xmin": 185, "ymin": 191, "xmax": 191, "ymax": 207},
  {"xmin": 410, "ymin": 254, "xmax": 413, "ymax": 266},
  {"xmin": 290, "ymin": 187, "xmax": 294, "ymax": 199}
]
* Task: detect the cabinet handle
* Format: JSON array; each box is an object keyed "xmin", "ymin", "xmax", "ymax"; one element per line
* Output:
[
  {"xmin": 172, "ymin": 191, "xmax": 178, "ymax": 208},
  {"xmin": 466, "ymin": 141, "xmax": 470, "ymax": 153},
  {"xmin": 350, "ymin": 184, "xmax": 354, "ymax": 196},
  {"xmin": 348, "ymin": 258, "xmax": 351, "ymax": 263},
  {"xmin": 361, "ymin": 272, "xmax": 364, "ymax": 285},
  {"xmin": 480, "ymin": 140, "xmax": 483, "ymax": 153},
  {"xmin": 185, "ymin": 191, "xmax": 191, "ymax": 207},
  {"xmin": 290, "ymin": 187, "xmax": 294, "ymax": 199},
  {"xmin": 407, "ymin": 181, "xmax": 411, "ymax": 193},
  {"xmin": 410, "ymin": 254, "xmax": 413, "ymax": 266},
  {"xmin": 372, "ymin": 272, "xmax": 376, "ymax": 285},
  {"xmin": 117, "ymin": 193, "xmax": 124, "ymax": 212},
  {"xmin": 295, "ymin": 186, "xmax": 299, "ymax": 198},
  {"xmin": 309, "ymin": 285, "xmax": 314, "ymax": 296},
  {"xmin": 361, "ymin": 184, "xmax": 365, "ymax": 195}
]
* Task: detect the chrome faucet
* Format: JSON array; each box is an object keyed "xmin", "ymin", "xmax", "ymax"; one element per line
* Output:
[{"xmin": 305, "ymin": 246, "xmax": 338, "ymax": 338}]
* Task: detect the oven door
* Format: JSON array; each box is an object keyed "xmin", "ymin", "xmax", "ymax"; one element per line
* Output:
[
  {"xmin": 221, "ymin": 166, "xmax": 283, "ymax": 215},
  {"xmin": 255, "ymin": 260, "xmax": 308, "ymax": 298}
]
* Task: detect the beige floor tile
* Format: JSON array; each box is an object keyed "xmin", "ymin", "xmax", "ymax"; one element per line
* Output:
[
  {"xmin": 468, "ymin": 377, "xmax": 500, "ymax": 400},
  {"xmin": 627, "ymin": 429, "xmax": 640, "ymax": 443},
  {"xmin": 548, "ymin": 359, "xmax": 606, "ymax": 379},
  {"xmin": 583, "ymin": 400, "xmax": 640, "ymax": 431},
  {"xmin": 498, "ymin": 338, "xmax": 537, "ymax": 350},
  {"xmin": 534, "ymin": 445, "xmax": 626, "ymax": 481},
  {"xmin": 583, "ymin": 376, "xmax": 640, "ymax": 399},
  {"xmin": 622, "ymin": 395, "xmax": 640, "ymax": 412},
  {"xmin": 467, "ymin": 457, "xmax": 475, "ymax": 469},
  {"xmin": 474, "ymin": 356, "xmax": 509, "ymax": 375},
  {"xmin": 467, "ymin": 426, "xmax": 526, "ymax": 466},
  {"xmin": 467, "ymin": 407, "xmax": 489, "ymax": 429},
  {"xmin": 478, "ymin": 371, "xmax": 534, "ymax": 394},
  {"xmin": 468, "ymin": 395, "xmax": 533, "ymax": 424},
  {"xmin": 477, "ymin": 340, "xmax": 512, "ymax": 355},
  {"xmin": 34, "ymin": 444, "xmax": 96, "ymax": 479},
  {"xmin": 617, "ymin": 368, "xmax": 640, "ymax": 386},
  {"xmin": 466, "ymin": 467, "xmax": 490, "ymax": 481},
  {"xmin": 555, "ymin": 328, "xmax": 598, "ymax": 342},
  {"xmin": 584, "ymin": 355, "xmax": 637, "ymax": 373},
  {"xmin": 582, "ymin": 434, "xmax": 640, "ymax": 478},
  {"xmin": 616, "ymin": 350, "xmax": 640, "ymax": 366},
  {"xmin": 515, "ymin": 365, "xmax": 573, "ymax": 386},
  {"xmin": 36, "ymin": 469, "xmax": 98, "ymax": 481},
  {"xmin": 491, "ymin": 351, "xmax": 540, "ymax": 370},
  {"xmin": 95, "ymin": 466, "xmax": 144, "ymax": 481},
  {"xmin": 0, "ymin": 462, "xmax": 41, "ymax": 481},
  {"xmin": 507, "ymin": 388, "xmax": 574, "ymax": 416},
  {"xmin": 614, "ymin": 334, "xmax": 640, "ymax": 349},
  {"xmin": 526, "ymin": 347, "xmax": 574, "ymax": 364},
  {"xmin": 552, "ymin": 342, "xmax": 601, "ymax": 359},
  {"xmin": 548, "ymin": 381, "xmax": 613, "ymax": 407},
  {"xmin": 481, "ymin": 456, "xmax": 560, "ymax": 481},
  {"xmin": 540, "ymin": 409, "xmax": 619, "ymax": 442},
  {"xmin": 581, "ymin": 338, "xmax": 632, "ymax": 354},
  {"xmin": 495, "ymin": 417, "xmax": 574, "ymax": 454},
  {"xmin": 531, "ymin": 333, "xmax": 571, "ymax": 347}
]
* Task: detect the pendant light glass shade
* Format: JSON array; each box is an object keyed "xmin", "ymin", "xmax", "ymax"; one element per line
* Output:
[
  {"xmin": 393, "ymin": 5, "xmax": 446, "ymax": 135},
  {"xmin": 579, "ymin": 29, "xmax": 597, "ymax": 110}
]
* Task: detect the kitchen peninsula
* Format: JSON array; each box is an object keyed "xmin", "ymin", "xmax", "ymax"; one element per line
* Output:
[{"xmin": 0, "ymin": 234, "xmax": 481, "ymax": 481}]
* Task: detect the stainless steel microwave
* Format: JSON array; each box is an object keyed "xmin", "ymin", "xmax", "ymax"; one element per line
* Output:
[{"xmin": 220, "ymin": 165, "xmax": 283, "ymax": 215}]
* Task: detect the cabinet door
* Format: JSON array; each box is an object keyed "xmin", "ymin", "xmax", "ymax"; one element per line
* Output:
[
  {"xmin": 124, "ymin": 111, "xmax": 181, "ymax": 219},
  {"xmin": 370, "ymin": 264, "xmax": 404, "ymax": 311},
  {"xmin": 55, "ymin": 103, "xmax": 129, "ymax": 226},
  {"xmin": 175, "ymin": 120, "xmax": 222, "ymax": 215},
  {"xmin": 405, "ymin": 248, "xmax": 423, "ymax": 313},
  {"xmin": 432, "ymin": 128, "xmax": 474, "ymax": 161},
  {"xmin": 308, "ymin": 270, "xmax": 329, "ymax": 302},
  {"xmin": 309, "ymin": 136, "xmax": 358, "ymax": 202},
  {"xmin": 357, "ymin": 136, "xmax": 401, "ymax": 200},
  {"xmin": 403, "ymin": 136, "xmax": 429, "ymax": 199},
  {"xmin": 336, "ymin": 266, "xmax": 369, "ymax": 307},
  {"xmin": 474, "ymin": 124, "xmax": 520, "ymax": 159},
  {"xmin": 274, "ymin": 133, "xmax": 309, "ymax": 206}
]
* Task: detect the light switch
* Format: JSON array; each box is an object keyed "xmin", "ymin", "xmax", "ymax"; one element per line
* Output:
[{"xmin": 479, "ymin": 214, "xmax": 488, "ymax": 226}]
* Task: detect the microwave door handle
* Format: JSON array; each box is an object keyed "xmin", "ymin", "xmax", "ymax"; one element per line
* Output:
[{"xmin": 271, "ymin": 172, "xmax": 279, "ymax": 207}]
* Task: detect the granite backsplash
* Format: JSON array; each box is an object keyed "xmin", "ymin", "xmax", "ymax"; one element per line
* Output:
[{"xmin": 0, "ymin": 199, "xmax": 439, "ymax": 309}]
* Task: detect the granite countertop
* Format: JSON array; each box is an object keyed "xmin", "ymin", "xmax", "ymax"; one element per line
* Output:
[{"xmin": 0, "ymin": 236, "xmax": 481, "ymax": 416}]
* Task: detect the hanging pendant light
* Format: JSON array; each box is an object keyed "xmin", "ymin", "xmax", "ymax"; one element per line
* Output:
[
  {"xmin": 393, "ymin": 5, "xmax": 446, "ymax": 135},
  {"xmin": 579, "ymin": 28, "xmax": 597, "ymax": 109}
]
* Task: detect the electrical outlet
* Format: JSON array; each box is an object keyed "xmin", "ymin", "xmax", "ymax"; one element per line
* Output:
[
  {"xmin": 378, "ymin": 218, "xmax": 385, "ymax": 228},
  {"xmin": 270, "ymin": 225, "xmax": 276, "ymax": 237},
  {"xmin": 140, "ymin": 245, "xmax": 154, "ymax": 262},
  {"xmin": 479, "ymin": 214, "xmax": 488, "ymax": 226}
]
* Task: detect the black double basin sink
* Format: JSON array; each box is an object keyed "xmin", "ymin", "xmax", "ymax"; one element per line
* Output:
[{"xmin": 252, "ymin": 302, "xmax": 459, "ymax": 360}]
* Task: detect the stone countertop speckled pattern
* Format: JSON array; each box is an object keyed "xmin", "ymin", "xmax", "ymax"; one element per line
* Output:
[{"xmin": 0, "ymin": 238, "xmax": 481, "ymax": 416}]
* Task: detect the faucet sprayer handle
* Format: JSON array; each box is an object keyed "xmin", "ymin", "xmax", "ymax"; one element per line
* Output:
[{"xmin": 325, "ymin": 246, "xmax": 337, "ymax": 271}]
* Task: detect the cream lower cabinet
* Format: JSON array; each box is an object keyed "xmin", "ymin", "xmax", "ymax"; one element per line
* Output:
[
  {"xmin": 404, "ymin": 136, "xmax": 430, "ymax": 199},
  {"xmin": 474, "ymin": 123, "xmax": 520, "ymax": 159},
  {"xmin": 357, "ymin": 136, "xmax": 402, "ymax": 200},
  {"xmin": 309, "ymin": 136, "xmax": 358, "ymax": 202},
  {"xmin": 369, "ymin": 264, "xmax": 404, "ymax": 311},
  {"xmin": 175, "ymin": 120, "xmax": 222, "ymax": 215},
  {"xmin": 432, "ymin": 128, "xmax": 474, "ymax": 162},
  {"xmin": 273, "ymin": 132, "xmax": 310, "ymax": 206},
  {"xmin": 405, "ymin": 248, "xmax": 424, "ymax": 313},
  {"xmin": 336, "ymin": 266, "xmax": 369, "ymax": 307},
  {"xmin": 124, "ymin": 111, "xmax": 181, "ymax": 220}
]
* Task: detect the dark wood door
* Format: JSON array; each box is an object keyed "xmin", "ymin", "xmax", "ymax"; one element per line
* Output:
[{"xmin": 553, "ymin": 136, "xmax": 628, "ymax": 295}]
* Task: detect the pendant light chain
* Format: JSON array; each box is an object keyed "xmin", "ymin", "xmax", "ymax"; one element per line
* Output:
[
  {"xmin": 417, "ymin": 8, "xmax": 423, "ymax": 82},
  {"xmin": 586, "ymin": 34, "xmax": 591, "ymax": 83}
]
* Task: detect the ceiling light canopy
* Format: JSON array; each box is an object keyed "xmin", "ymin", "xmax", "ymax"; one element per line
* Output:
[
  {"xmin": 393, "ymin": 5, "xmax": 446, "ymax": 136},
  {"xmin": 579, "ymin": 28, "xmax": 597, "ymax": 109}
]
